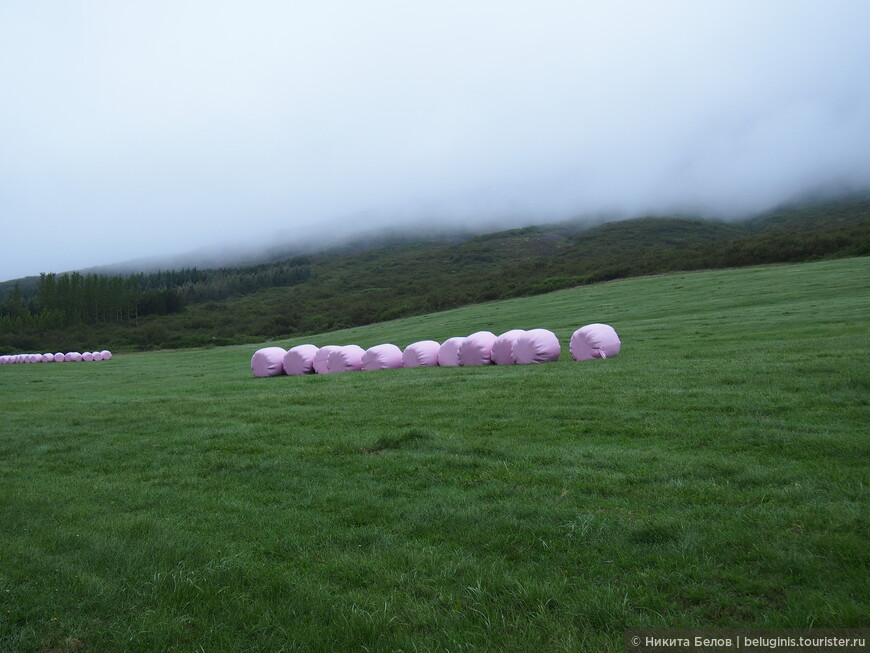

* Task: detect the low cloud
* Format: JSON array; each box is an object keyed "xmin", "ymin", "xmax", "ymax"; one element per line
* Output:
[{"xmin": 1, "ymin": 1, "xmax": 869, "ymax": 280}]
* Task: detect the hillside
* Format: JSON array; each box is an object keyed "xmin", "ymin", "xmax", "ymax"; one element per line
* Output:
[
  {"xmin": 2, "ymin": 259, "xmax": 867, "ymax": 651},
  {"xmin": 1, "ymin": 196, "xmax": 868, "ymax": 352}
]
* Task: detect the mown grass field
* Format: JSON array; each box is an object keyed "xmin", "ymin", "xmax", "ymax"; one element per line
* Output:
[{"xmin": 1, "ymin": 258, "xmax": 868, "ymax": 652}]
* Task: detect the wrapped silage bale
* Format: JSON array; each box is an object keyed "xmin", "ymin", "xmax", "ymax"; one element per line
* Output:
[
  {"xmin": 283, "ymin": 344, "xmax": 319, "ymax": 375},
  {"xmin": 512, "ymin": 328, "xmax": 561, "ymax": 364},
  {"xmin": 362, "ymin": 344, "xmax": 403, "ymax": 371},
  {"xmin": 312, "ymin": 345, "xmax": 339, "ymax": 374},
  {"xmin": 326, "ymin": 345, "xmax": 365, "ymax": 373},
  {"xmin": 570, "ymin": 324, "xmax": 621, "ymax": 360},
  {"xmin": 42, "ymin": 353, "xmax": 54, "ymax": 362},
  {"xmin": 54, "ymin": 352, "xmax": 65, "ymax": 362},
  {"xmin": 402, "ymin": 340, "xmax": 441, "ymax": 368},
  {"xmin": 82, "ymin": 352, "xmax": 94, "ymax": 362},
  {"xmin": 92, "ymin": 351, "xmax": 104, "ymax": 361},
  {"xmin": 458, "ymin": 331, "xmax": 497, "ymax": 366},
  {"xmin": 250, "ymin": 346, "xmax": 287, "ymax": 377},
  {"xmin": 491, "ymin": 330, "xmax": 526, "ymax": 365},
  {"xmin": 67, "ymin": 352, "xmax": 83, "ymax": 362},
  {"xmin": 437, "ymin": 337, "xmax": 465, "ymax": 367},
  {"xmin": 100, "ymin": 350, "xmax": 112, "ymax": 360}
]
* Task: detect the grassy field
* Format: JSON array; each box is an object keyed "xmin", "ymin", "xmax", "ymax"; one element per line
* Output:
[{"xmin": 1, "ymin": 258, "xmax": 868, "ymax": 652}]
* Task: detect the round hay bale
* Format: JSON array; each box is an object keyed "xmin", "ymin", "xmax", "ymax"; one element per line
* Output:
[
  {"xmin": 570, "ymin": 323, "xmax": 621, "ymax": 361},
  {"xmin": 513, "ymin": 328, "xmax": 561, "ymax": 364},
  {"xmin": 92, "ymin": 351, "xmax": 104, "ymax": 361},
  {"xmin": 362, "ymin": 344, "xmax": 403, "ymax": 371},
  {"xmin": 437, "ymin": 337, "xmax": 465, "ymax": 367},
  {"xmin": 312, "ymin": 345, "xmax": 340, "ymax": 374},
  {"xmin": 402, "ymin": 340, "xmax": 441, "ymax": 368},
  {"xmin": 54, "ymin": 353, "xmax": 65, "ymax": 362},
  {"xmin": 326, "ymin": 345, "xmax": 365, "ymax": 373},
  {"xmin": 491, "ymin": 329, "xmax": 526, "ymax": 365},
  {"xmin": 250, "ymin": 346, "xmax": 287, "ymax": 377},
  {"xmin": 100, "ymin": 350, "xmax": 112, "ymax": 360},
  {"xmin": 82, "ymin": 352, "xmax": 94, "ymax": 362},
  {"xmin": 458, "ymin": 331, "xmax": 497, "ymax": 366},
  {"xmin": 283, "ymin": 344, "xmax": 319, "ymax": 375}
]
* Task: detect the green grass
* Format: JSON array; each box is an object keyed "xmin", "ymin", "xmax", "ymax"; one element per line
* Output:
[{"xmin": 1, "ymin": 258, "xmax": 868, "ymax": 652}]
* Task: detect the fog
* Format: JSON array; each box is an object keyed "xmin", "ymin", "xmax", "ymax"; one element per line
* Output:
[{"xmin": 2, "ymin": 1, "xmax": 869, "ymax": 281}]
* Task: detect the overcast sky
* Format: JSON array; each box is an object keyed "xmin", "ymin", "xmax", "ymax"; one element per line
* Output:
[{"xmin": 2, "ymin": 1, "xmax": 869, "ymax": 281}]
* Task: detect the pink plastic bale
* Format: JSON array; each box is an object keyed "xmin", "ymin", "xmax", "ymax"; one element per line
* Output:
[
  {"xmin": 570, "ymin": 323, "xmax": 621, "ymax": 361},
  {"xmin": 93, "ymin": 351, "xmax": 104, "ymax": 361},
  {"xmin": 42, "ymin": 353, "xmax": 54, "ymax": 362},
  {"xmin": 54, "ymin": 352, "xmax": 65, "ymax": 362},
  {"xmin": 82, "ymin": 352, "xmax": 94, "ymax": 362},
  {"xmin": 71, "ymin": 352, "xmax": 83, "ymax": 362},
  {"xmin": 282, "ymin": 344, "xmax": 319, "ymax": 375},
  {"xmin": 437, "ymin": 337, "xmax": 466, "ymax": 367},
  {"xmin": 312, "ymin": 345, "xmax": 339, "ymax": 374},
  {"xmin": 326, "ymin": 345, "xmax": 365, "ymax": 373},
  {"xmin": 100, "ymin": 350, "xmax": 112, "ymax": 360},
  {"xmin": 458, "ymin": 331, "xmax": 497, "ymax": 366},
  {"xmin": 402, "ymin": 340, "xmax": 441, "ymax": 368},
  {"xmin": 513, "ymin": 328, "xmax": 561, "ymax": 364},
  {"xmin": 362, "ymin": 344, "xmax": 403, "ymax": 371},
  {"xmin": 491, "ymin": 330, "xmax": 526, "ymax": 365},
  {"xmin": 250, "ymin": 346, "xmax": 287, "ymax": 377}
]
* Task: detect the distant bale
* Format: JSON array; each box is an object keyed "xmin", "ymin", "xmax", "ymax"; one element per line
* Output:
[
  {"xmin": 283, "ymin": 344, "xmax": 319, "ymax": 375},
  {"xmin": 570, "ymin": 324, "xmax": 621, "ymax": 361},
  {"xmin": 42, "ymin": 353, "xmax": 54, "ymax": 363},
  {"xmin": 458, "ymin": 331, "xmax": 497, "ymax": 366},
  {"xmin": 82, "ymin": 352, "xmax": 94, "ymax": 362},
  {"xmin": 313, "ymin": 345, "xmax": 340, "ymax": 374},
  {"xmin": 362, "ymin": 344, "xmax": 403, "ymax": 371},
  {"xmin": 326, "ymin": 345, "xmax": 365, "ymax": 373},
  {"xmin": 66, "ymin": 352, "xmax": 82, "ymax": 362},
  {"xmin": 92, "ymin": 351, "xmax": 104, "ymax": 361},
  {"xmin": 437, "ymin": 337, "xmax": 466, "ymax": 367},
  {"xmin": 54, "ymin": 353, "xmax": 64, "ymax": 362},
  {"xmin": 250, "ymin": 347, "xmax": 287, "ymax": 377},
  {"xmin": 100, "ymin": 350, "xmax": 112, "ymax": 360},
  {"xmin": 491, "ymin": 330, "xmax": 526, "ymax": 365},
  {"xmin": 513, "ymin": 329, "xmax": 561, "ymax": 364},
  {"xmin": 402, "ymin": 340, "xmax": 441, "ymax": 368}
]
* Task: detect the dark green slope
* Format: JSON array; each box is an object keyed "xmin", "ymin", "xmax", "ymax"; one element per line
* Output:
[{"xmin": 1, "ymin": 196, "xmax": 868, "ymax": 352}]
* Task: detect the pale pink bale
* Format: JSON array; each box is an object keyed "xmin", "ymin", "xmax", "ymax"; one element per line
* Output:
[
  {"xmin": 402, "ymin": 340, "xmax": 441, "ymax": 367},
  {"xmin": 250, "ymin": 346, "xmax": 287, "ymax": 377},
  {"xmin": 312, "ymin": 345, "xmax": 340, "ymax": 374},
  {"xmin": 491, "ymin": 330, "xmax": 526, "ymax": 365},
  {"xmin": 437, "ymin": 337, "xmax": 466, "ymax": 367},
  {"xmin": 283, "ymin": 344, "xmax": 319, "ymax": 375},
  {"xmin": 513, "ymin": 328, "xmax": 561, "ymax": 364},
  {"xmin": 42, "ymin": 353, "xmax": 54, "ymax": 362},
  {"xmin": 458, "ymin": 331, "xmax": 497, "ymax": 366},
  {"xmin": 570, "ymin": 323, "xmax": 621, "ymax": 360},
  {"xmin": 82, "ymin": 352, "xmax": 94, "ymax": 362},
  {"xmin": 100, "ymin": 350, "xmax": 112, "ymax": 360},
  {"xmin": 65, "ymin": 352, "xmax": 82, "ymax": 362},
  {"xmin": 92, "ymin": 351, "xmax": 104, "ymax": 361},
  {"xmin": 362, "ymin": 344, "xmax": 403, "ymax": 371},
  {"xmin": 54, "ymin": 353, "xmax": 65, "ymax": 362},
  {"xmin": 326, "ymin": 345, "xmax": 365, "ymax": 373}
]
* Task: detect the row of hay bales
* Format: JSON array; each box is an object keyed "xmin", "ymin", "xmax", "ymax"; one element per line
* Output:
[
  {"xmin": 251, "ymin": 324, "xmax": 620, "ymax": 377},
  {"xmin": 0, "ymin": 350, "xmax": 113, "ymax": 364}
]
